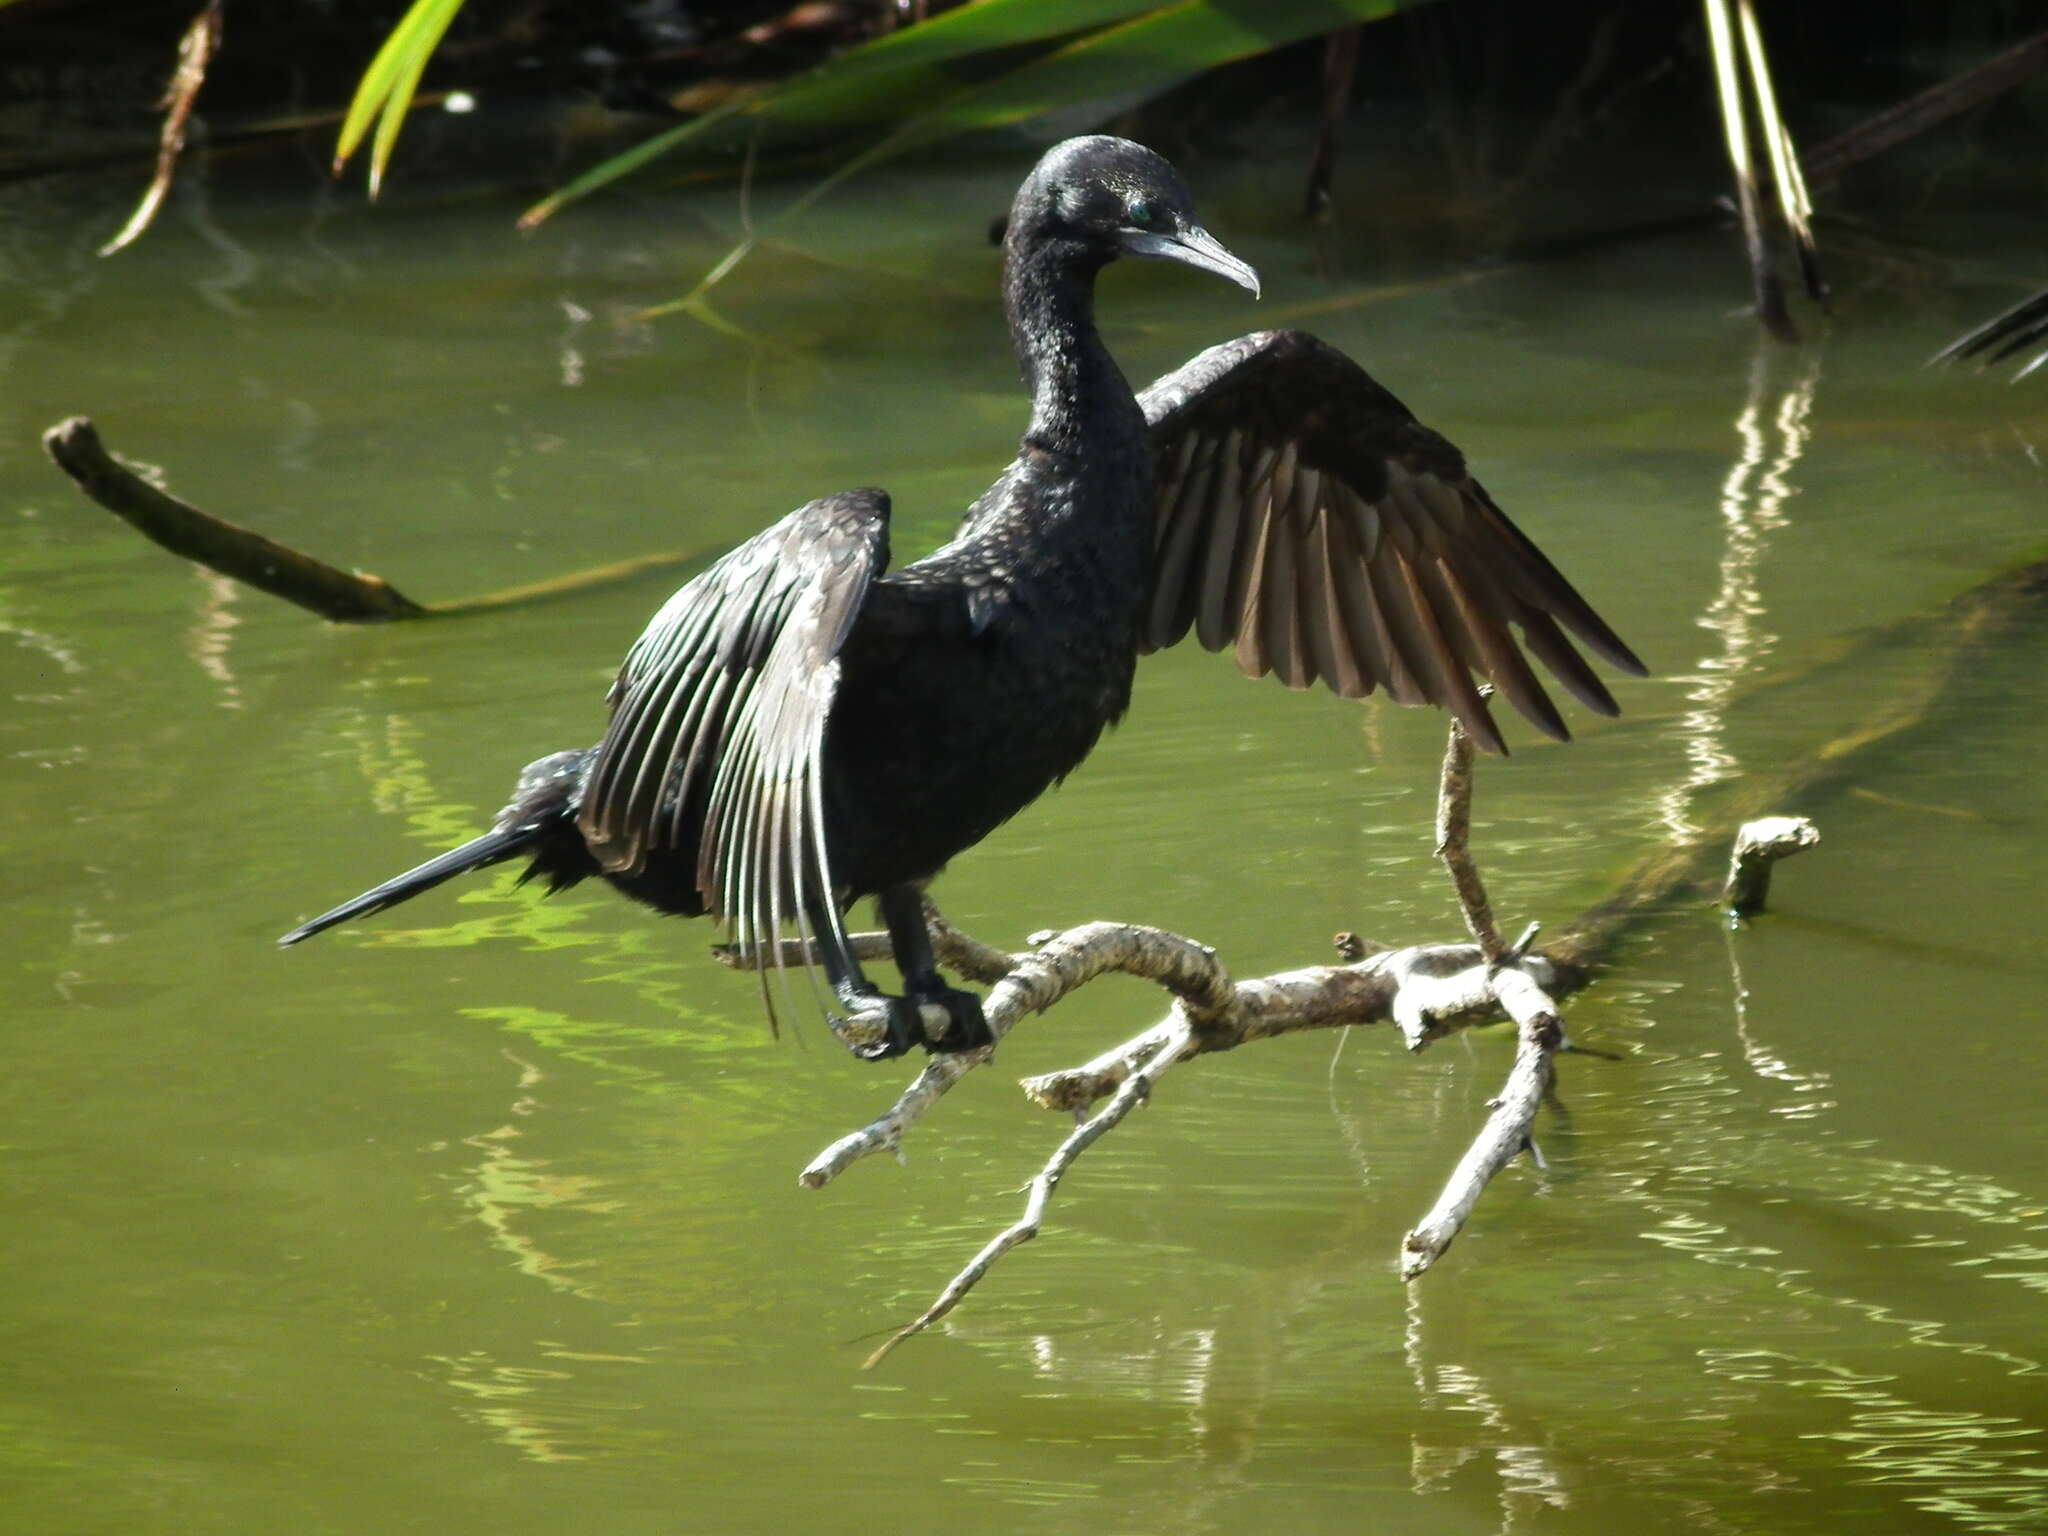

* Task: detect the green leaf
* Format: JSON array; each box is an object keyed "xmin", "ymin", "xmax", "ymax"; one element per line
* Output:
[
  {"xmin": 522, "ymin": 0, "xmax": 1422, "ymax": 229},
  {"xmin": 753, "ymin": 0, "xmax": 1164, "ymax": 128},
  {"xmin": 894, "ymin": 0, "xmax": 1407, "ymax": 147},
  {"xmin": 334, "ymin": 0, "xmax": 468, "ymax": 198},
  {"xmin": 522, "ymin": 0, "xmax": 1165, "ymax": 229}
]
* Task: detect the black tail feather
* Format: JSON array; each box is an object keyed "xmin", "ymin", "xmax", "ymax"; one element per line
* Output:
[{"xmin": 278, "ymin": 825, "xmax": 540, "ymax": 947}]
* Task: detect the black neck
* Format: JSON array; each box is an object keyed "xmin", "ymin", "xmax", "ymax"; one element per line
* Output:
[{"xmin": 1002, "ymin": 230, "xmax": 1140, "ymax": 455}]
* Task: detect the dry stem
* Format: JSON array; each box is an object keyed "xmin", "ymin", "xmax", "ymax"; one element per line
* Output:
[
  {"xmin": 797, "ymin": 920, "xmax": 1232, "ymax": 1188},
  {"xmin": 100, "ymin": 0, "xmax": 225, "ymax": 258},
  {"xmin": 1400, "ymin": 976, "xmax": 1564, "ymax": 1280}
]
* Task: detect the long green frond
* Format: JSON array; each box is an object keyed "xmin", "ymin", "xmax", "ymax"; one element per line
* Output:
[
  {"xmin": 334, "ymin": 0, "xmax": 468, "ymax": 198},
  {"xmin": 522, "ymin": 0, "xmax": 1418, "ymax": 229}
]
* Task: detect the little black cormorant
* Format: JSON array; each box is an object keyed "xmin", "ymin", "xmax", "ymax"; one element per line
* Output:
[{"xmin": 281, "ymin": 136, "xmax": 1647, "ymax": 1060}]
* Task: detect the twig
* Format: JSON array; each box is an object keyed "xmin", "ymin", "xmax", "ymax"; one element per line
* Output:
[
  {"xmin": 868, "ymin": 705, "xmax": 1590, "ymax": 1342},
  {"xmin": 1723, "ymin": 815, "xmax": 1821, "ymax": 918},
  {"xmin": 798, "ymin": 921, "xmax": 1232, "ymax": 1187},
  {"xmin": 863, "ymin": 1019, "xmax": 1197, "ymax": 1368},
  {"xmin": 1397, "ymin": 711, "xmax": 1571, "ymax": 1276},
  {"xmin": 1019, "ymin": 942, "xmax": 1571, "ymax": 1113},
  {"xmin": 1400, "ymin": 985, "xmax": 1563, "ymax": 1280},
  {"xmin": 427, "ymin": 552, "xmax": 706, "ymax": 616},
  {"xmin": 1435, "ymin": 715, "xmax": 1504, "ymax": 963},
  {"xmin": 100, "ymin": 0, "xmax": 224, "ymax": 257}
]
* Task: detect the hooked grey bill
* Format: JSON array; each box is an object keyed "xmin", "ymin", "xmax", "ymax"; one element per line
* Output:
[{"xmin": 1123, "ymin": 226, "xmax": 1261, "ymax": 299}]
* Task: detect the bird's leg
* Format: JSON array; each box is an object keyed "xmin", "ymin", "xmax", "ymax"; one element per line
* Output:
[
  {"xmin": 878, "ymin": 884, "xmax": 992, "ymax": 1054},
  {"xmin": 801, "ymin": 887, "xmax": 947, "ymax": 1062}
]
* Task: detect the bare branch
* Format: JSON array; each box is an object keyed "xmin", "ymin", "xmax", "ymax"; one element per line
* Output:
[
  {"xmin": 42, "ymin": 417, "xmax": 701, "ymax": 622},
  {"xmin": 864, "ymin": 1019, "xmax": 1198, "ymax": 1368},
  {"xmin": 1435, "ymin": 715, "xmax": 1505, "ymax": 963},
  {"xmin": 799, "ymin": 919, "xmax": 1233, "ymax": 1187},
  {"xmin": 1396, "ymin": 708, "xmax": 1573, "ymax": 1276},
  {"xmin": 922, "ymin": 898, "xmax": 1021, "ymax": 985},
  {"xmin": 1400, "ymin": 976, "xmax": 1564, "ymax": 1279}
]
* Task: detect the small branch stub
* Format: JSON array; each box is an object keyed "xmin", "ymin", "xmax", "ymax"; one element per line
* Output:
[{"xmin": 1724, "ymin": 814, "xmax": 1821, "ymax": 918}]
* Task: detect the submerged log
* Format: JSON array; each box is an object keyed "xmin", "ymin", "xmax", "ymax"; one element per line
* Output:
[
  {"xmin": 42, "ymin": 416, "xmax": 701, "ymax": 622},
  {"xmin": 44, "ymin": 417, "xmax": 426, "ymax": 622}
]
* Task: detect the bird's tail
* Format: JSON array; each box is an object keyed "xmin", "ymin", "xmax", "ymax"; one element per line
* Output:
[{"xmin": 278, "ymin": 825, "xmax": 542, "ymax": 947}]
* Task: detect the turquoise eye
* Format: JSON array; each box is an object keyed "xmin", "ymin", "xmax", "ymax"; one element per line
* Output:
[{"xmin": 1128, "ymin": 202, "xmax": 1154, "ymax": 227}]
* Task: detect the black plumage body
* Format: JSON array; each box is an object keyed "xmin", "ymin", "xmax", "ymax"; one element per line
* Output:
[
  {"xmin": 282, "ymin": 136, "xmax": 1645, "ymax": 1061},
  {"xmin": 826, "ymin": 267, "xmax": 1156, "ymax": 899}
]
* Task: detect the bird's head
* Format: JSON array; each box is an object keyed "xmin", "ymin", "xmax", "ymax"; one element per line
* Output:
[{"xmin": 1007, "ymin": 136, "xmax": 1260, "ymax": 298}]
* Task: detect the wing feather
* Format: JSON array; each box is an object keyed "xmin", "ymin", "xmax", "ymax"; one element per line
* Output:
[
  {"xmin": 1150, "ymin": 436, "xmax": 1215, "ymax": 648},
  {"xmin": 1296, "ymin": 504, "xmax": 1349, "ymax": 695},
  {"xmin": 1324, "ymin": 492, "xmax": 1396, "ymax": 698},
  {"xmin": 578, "ymin": 489, "xmax": 891, "ymax": 1016},
  {"xmin": 1138, "ymin": 329, "xmax": 1646, "ymax": 751}
]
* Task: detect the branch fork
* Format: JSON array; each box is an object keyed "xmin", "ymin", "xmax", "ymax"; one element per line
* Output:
[{"xmin": 811, "ymin": 709, "xmax": 1615, "ymax": 1356}]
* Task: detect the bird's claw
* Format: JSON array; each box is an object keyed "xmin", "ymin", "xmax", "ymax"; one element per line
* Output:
[
  {"xmin": 916, "ymin": 985, "xmax": 992, "ymax": 1054},
  {"xmin": 837, "ymin": 985, "xmax": 990, "ymax": 1061}
]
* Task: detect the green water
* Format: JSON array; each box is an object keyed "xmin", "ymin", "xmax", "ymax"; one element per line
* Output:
[{"xmin": 2, "ymin": 136, "xmax": 2045, "ymax": 1535}]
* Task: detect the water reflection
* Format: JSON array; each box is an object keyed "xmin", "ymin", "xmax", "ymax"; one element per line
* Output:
[
  {"xmin": 436, "ymin": 1351, "xmax": 588, "ymax": 1464},
  {"xmin": 555, "ymin": 297, "xmax": 591, "ymax": 389},
  {"xmin": 184, "ymin": 568, "xmax": 243, "ymax": 708},
  {"xmin": 1405, "ymin": 1289, "xmax": 1569, "ymax": 1530},
  {"xmin": 1653, "ymin": 343, "xmax": 1821, "ymax": 844},
  {"xmin": 457, "ymin": 1049, "xmax": 613, "ymax": 1297},
  {"xmin": 1722, "ymin": 927, "xmax": 1833, "ymax": 1110},
  {"xmin": 175, "ymin": 163, "xmax": 258, "ymax": 317}
]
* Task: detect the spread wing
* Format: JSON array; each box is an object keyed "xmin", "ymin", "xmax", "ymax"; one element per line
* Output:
[
  {"xmin": 577, "ymin": 488, "xmax": 890, "ymax": 1014},
  {"xmin": 1137, "ymin": 329, "xmax": 1647, "ymax": 754}
]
